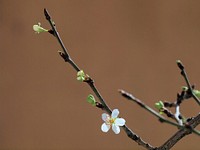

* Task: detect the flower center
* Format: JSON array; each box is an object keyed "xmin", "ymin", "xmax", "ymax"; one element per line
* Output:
[{"xmin": 109, "ymin": 118, "xmax": 116, "ymax": 124}]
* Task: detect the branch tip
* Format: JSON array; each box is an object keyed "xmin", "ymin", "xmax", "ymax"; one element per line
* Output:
[
  {"xmin": 176, "ymin": 60, "xmax": 184, "ymax": 70},
  {"xmin": 44, "ymin": 8, "xmax": 51, "ymax": 20}
]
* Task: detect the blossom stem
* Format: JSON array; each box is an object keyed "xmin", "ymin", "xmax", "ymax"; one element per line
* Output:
[
  {"xmin": 44, "ymin": 8, "xmax": 156, "ymax": 149},
  {"xmin": 44, "ymin": 8, "xmax": 112, "ymax": 114}
]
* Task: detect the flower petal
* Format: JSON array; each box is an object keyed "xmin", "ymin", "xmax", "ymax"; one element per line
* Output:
[
  {"xmin": 115, "ymin": 118, "xmax": 126, "ymax": 126},
  {"xmin": 111, "ymin": 109, "xmax": 119, "ymax": 118},
  {"xmin": 102, "ymin": 113, "xmax": 109, "ymax": 122},
  {"xmin": 101, "ymin": 123, "xmax": 110, "ymax": 132},
  {"xmin": 112, "ymin": 124, "xmax": 120, "ymax": 134}
]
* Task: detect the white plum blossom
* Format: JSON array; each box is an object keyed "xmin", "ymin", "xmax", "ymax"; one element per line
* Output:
[{"xmin": 101, "ymin": 109, "xmax": 126, "ymax": 134}]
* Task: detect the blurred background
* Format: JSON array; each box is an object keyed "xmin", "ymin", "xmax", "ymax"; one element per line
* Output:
[{"xmin": 0, "ymin": 0, "xmax": 200, "ymax": 149}]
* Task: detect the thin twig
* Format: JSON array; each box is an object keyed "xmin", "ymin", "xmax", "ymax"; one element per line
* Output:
[
  {"xmin": 119, "ymin": 89, "xmax": 200, "ymax": 136},
  {"xmin": 176, "ymin": 60, "xmax": 200, "ymax": 105},
  {"xmin": 118, "ymin": 89, "xmax": 181, "ymax": 128},
  {"xmin": 44, "ymin": 8, "xmax": 155, "ymax": 150},
  {"xmin": 42, "ymin": 8, "xmax": 200, "ymax": 150}
]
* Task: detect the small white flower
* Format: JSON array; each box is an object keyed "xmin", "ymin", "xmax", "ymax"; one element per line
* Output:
[
  {"xmin": 33, "ymin": 22, "xmax": 48, "ymax": 34},
  {"xmin": 101, "ymin": 109, "xmax": 126, "ymax": 134}
]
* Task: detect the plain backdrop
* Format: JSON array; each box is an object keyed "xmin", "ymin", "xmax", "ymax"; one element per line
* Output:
[{"xmin": 0, "ymin": 0, "xmax": 200, "ymax": 150}]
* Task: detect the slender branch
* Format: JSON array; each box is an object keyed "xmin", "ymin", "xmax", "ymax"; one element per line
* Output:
[
  {"xmin": 42, "ymin": 8, "xmax": 200, "ymax": 150},
  {"xmin": 119, "ymin": 89, "xmax": 181, "ymax": 128},
  {"xmin": 44, "ymin": 8, "xmax": 155, "ymax": 150},
  {"xmin": 158, "ymin": 113, "xmax": 200, "ymax": 150},
  {"xmin": 176, "ymin": 60, "xmax": 200, "ymax": 105},
  {"xmin": 119, "ymin": 89, "xmax": 200, "ymax": 136},
  {"xmin": 44, "ymin": 9, "xmax": 69, "ymax": 59}
]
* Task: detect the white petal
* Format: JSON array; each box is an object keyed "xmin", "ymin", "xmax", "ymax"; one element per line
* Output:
[
  {"xmin": 101, "ymin": 123, "xmax": 110, "ymax": 132},
  {"xmin": 111, "ymin": 109, "xmax": 119, "ymax": 118},
  {"xmin": 112, "ymin": 124, "xmax": 120, "ymax": 134},
  {"xmin": 102, "ymin": 113, "xmax": 109, "ymax": 122},
  {"xmin": 115, "ymin": 118, "xmax": 126, "ymax": 126}
]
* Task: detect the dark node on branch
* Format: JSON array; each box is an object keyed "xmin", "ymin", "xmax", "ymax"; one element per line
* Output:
[
  {"xmin": 176, "ymin": 92, "xmax": 184, "ymax": 105},
  {"xmin": 180, "ymin": 90, "xmax": 185, "ymax": 97},
  {"xmin": 48, "ymin": 29, "xmax": 54, "ymax": 35},
  {"xmin": 163, "ymin": 109, "xmax": 174, "ymax": 118},
  {"xmin": 95, "ymin": 102, "xmax": 104, "ymax": 109},
  {"xmin": 191, "ymin": 85, "xmax": 195, "ymax": 89},
  {"xmin": 178, "ymin": 115, "xmax": 183, "ymax": 120},
  {"xmin": 186, "ymin": 117, "xmax": 193, "ymax": 122},
  {"xmin": 58, "ymin": 51, "xmax": 69, "ymax": 62},
  {"xmin": 130, "ymin": 134, "xmax": 139, "ymax": 141},
  {"xmin": 44, "ymin": 8, "xmax": 51, "ymax": 20},
  {"xmin": 163, "ymin": 101, "xmax": 176, "ymax": 107},
  {"xmin": 159, "ymin": 118, "xmax": 165, "ymax": 123},
  {"xmin": 84, "ymin": 76, "xmax": 94, "ymax": 84}
]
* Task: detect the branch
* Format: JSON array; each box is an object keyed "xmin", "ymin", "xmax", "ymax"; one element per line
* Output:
[
  {"xmin": 158, "ymin": 113, "xmax": 200, "ymax": 150},
  {"xmin": 41, "ymin": 8, "xmax": 199, "ymax": 150},
  {"xmin": 43, "ymin": 8, "xmax": 155, "ymax": 150},
  {"xmin": 176, "ymin": 60, "xmax": 200, "ymax": 105},
  {"xmin": 118, "ymin": 89, "xmax": 182, "ymax": 128},
  {"xmin": 119, "ymin": 89, "xmax": 200, "ymax": 136}
]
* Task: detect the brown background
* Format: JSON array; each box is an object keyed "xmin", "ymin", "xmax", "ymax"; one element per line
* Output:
[{"xmin": 0, "ymin": 0, "xmax": 200, "ymax": 150}]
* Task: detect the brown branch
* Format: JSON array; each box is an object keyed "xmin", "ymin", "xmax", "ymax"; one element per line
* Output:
[
  {"xmin": 44, "ymin": 8, "xmax": 155, "ymax": 150},
  {"xmin": 41, "ymin": 8, "xmax": 200, "ymax": 150},
  {"xmin": 119, "ymin": 89, "xmax": 181, "ymax": 127},
  {"xmin": 158, "ymin": 113, "xmax": 200, "ymax": 150},
  {"xmin": 176, "ymin": 60, "xmax": 200, "ymax": 105}
]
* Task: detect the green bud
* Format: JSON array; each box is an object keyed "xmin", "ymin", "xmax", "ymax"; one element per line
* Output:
[
  {"xmin": 77, "ymin": 70, "xmax": 85, "ymax": 82},
  {"xmin": 193, "ymin": 90, "xmax": 200, "ymax": 98},
  {"xmin": 87, "ymin": 94, "xmax": 96, "ymax": 106},
  {"xmin": 33, "ymin": 23, "xmax": 48, "ymax": 34},
  {"xmin": 182, "ymin": 86, "xmax": 188, "ymax": 91},
  {"xmin": 155, "ymin": 101, "xmax": 164, "ymax": 110}
]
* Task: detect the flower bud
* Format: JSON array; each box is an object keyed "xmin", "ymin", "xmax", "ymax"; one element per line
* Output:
[
  {"xmin": 155, "ymin": 101, "xmax": 164, "ymax": 114},
  {"xmin": 33, "ymin": 23, "xmax": 48, "ymax": 34},
  {"xmin": 155, "ymin": 101, "xmax": 164, "ymax": 110},
  {"xmin": 182, "ymin": 86, "xmax": 188, "ymax": 91},
  {"xmin": 77, "ymin": 70, "xmax": 85, "ymax": 82},
  {"xmin": 87, "ymin": 94, "xmax": 96, "ymax": 106}
]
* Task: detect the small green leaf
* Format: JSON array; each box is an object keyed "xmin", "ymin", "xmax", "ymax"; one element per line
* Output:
[
  {"xmin": 193, "ymin": 90, "xmax": 200, "ymax": 98},
  {"xmin": 155, "ymin": 101, "xmax": 164, "ymax": 110},
  {"xmin": 77, "ymin": 70, "xmax": 85, "ymax": 82},
  {"xmin": 33, "ymin": 23, "xmax": 48, "ymax": 34},
  {"xmin": 87, "ymin": 94, "xmax": 96, "ymax": 106}
]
